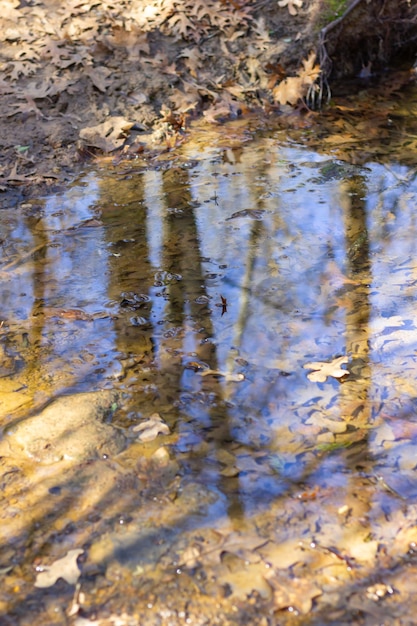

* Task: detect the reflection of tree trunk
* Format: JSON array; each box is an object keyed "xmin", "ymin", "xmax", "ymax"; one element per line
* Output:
[
  {"xmin": 338, "ymin": 177, "xmax": 373, "ymax": 543},
  {"xmin": 159, "ymin": 167, "xmax": 246, "ymax": 524},
  {"xmin": 225, "ymin": 220, "xmax": 265, "ymax": 393},
  {"xmin": 104, "ymin": 177, "xmax": 150, "ymax": 357},
  {"xmin": 24, "ymin": 216, "xmax": 50, "ymax": 400},
  {"xmin": 339, "ymin": 176, "xmax": 371, "ymax": 430},
  {"xmin": 159, "ymin": 167, "xmax": 216, "ymax": 369},
  {"xmin": 100, "ymin": 166, "xmax": 245, "ymax": 524}
]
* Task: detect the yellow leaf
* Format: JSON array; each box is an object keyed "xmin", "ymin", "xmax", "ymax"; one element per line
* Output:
[{"xmin": 273, "ymin": 53, "xmax": 320, "ymax": 105}]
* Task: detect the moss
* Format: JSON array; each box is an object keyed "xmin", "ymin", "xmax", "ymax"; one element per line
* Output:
[{"xmin": 317, "ymin": 0, "xmax": 350, "ymax": 28}]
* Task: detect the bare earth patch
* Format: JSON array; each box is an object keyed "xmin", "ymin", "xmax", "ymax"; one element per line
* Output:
[{"xmin": 0, "ymin": 0, "xmax": 321, "ymax": 206}]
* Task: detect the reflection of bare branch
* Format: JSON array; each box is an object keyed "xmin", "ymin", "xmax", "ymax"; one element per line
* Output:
[
  {"xmin": 0, "ymin": 242, "xmax": 47, "ymax": 273},
  {"xmin": 225, "ymin": 221, "xmax": 265, "ymax": 388}
]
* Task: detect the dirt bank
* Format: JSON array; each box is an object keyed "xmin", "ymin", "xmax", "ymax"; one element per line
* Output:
[{"xmin": 0, "ymin": 0, "xmax": 416, "ymax": 207}]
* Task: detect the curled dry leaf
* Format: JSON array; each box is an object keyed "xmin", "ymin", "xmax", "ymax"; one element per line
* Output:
[
  {"xmin": 303, "ymin": 356, "xmax": 349, "ymax": 383},
  {"xmin": 34, "ymin": 549, "xmax": 84, "ymax": 588},
  {"xmin": 79, "ymin": 117, "xmax": 133, "ymax": 152},
  {"xmin": 133, "ymin": 412, "xmax": 170, "ymax": 442},
  {"xmin": 199, "ymin": 368, "xmax": 245, "ymax": 382},
  {"xmin": 273, "ymin": 52, "xmax": 320, "ymax": 105},
  {"xmin": 278, "ymin": 0, "xmax": 303, "ymax": 16}
]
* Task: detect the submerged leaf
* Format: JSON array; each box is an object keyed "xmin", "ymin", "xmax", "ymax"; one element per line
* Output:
[
  {"xmin": 265, "ymin": 569, "xmax": 322, "ymax": 614},
  {"xmin": 133, "ymin": 413, "xmax": 170, "ymax": 442},
  {"xmin": 35, "ymin": 549, "xmax": 84, "ymax": 588}
]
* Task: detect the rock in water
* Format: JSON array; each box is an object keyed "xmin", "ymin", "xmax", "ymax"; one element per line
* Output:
[{"xmin": 0, "ymin": 390, "xmax": 125, "ymax": 464}]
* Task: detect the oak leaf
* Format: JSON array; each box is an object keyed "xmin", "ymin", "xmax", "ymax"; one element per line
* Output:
[
  {"xmin": 132, "ymin": 413, "xmax": 170, "ymax": 442},
  {"xmin": 265, "ymin": 569, "xmax": 322, "ymax": 614},
  {"xmin": 35, "ymin": 549, "xmax": 84, "ymax": 588},
  {"xmin": 273, "ymin": 52, "xmax": 320, "ymax": 105},
  {"xmin": 303, "ymin": 356, "xmax": 349, "ymax": 383},
  {"xmin": 79, "ymin": 117, "xmax": 133, "ymax": 152},
  {"xmin": 167, "ymin": 11, "xmax": 196, "ymax": 40}
]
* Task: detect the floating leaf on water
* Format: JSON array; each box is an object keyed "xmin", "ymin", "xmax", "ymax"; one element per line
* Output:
[
  {"xmin": 303, "ymin": 356, "xmax": 349, "ymax": 383},
  {"xmin": 199, "ymin": 368, "xmax": 245, "ymax": 382},
  {"xmin": 34, "ymin": 549, "xmax": 84, "ymax": 588},
  {"xmin": 184, "ymin": 360, "xmax": 210, "ymax": 372},
  {"xmin": 154, "ymin": 270, "xmax": 182, "ymax": 286},
  {"xmin": 120, "ymin": 292, "xmax": 151, "ymax": 309},
  {"xmin": 226, "ymin": 209, "xmax": 265, "ymax": 220},
  {"xmin": 129, "ymin": 316, "xmax": 151, "ymax": 327},
  {"xmin": 195, "ymin": 295, "xmax": 210, "ymax": 304}
]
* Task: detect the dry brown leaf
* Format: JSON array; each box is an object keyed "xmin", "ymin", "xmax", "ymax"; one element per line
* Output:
[
  {"xmin": 6, "ymin": 96, "xmax": 46, "ymax": 118},
  {"xmin": 79, "ymin": 117, "xmax": 133, "ymax": 152},
  {"xmin": 278, "ymin": 0, "xmax": 303, "ymax": 15},
  {"xmin": 106, "ymin": 26, "xmax": 150, "ymax": 60},
  {"xmin": 265, "ymin": 569, "xmax": 322, "ymax": 614},
  {"xmin": 258, "ymin": 539, "xmax": 308, "ymax": 569},
  {"xmin": 273, "ymin": 52, "xmax": 320, "ymax": 105},
  {"xmin": 217, "ymin": 558, "xmax": 272, "ymax": 600},
  {"xmin": 273, "ymin": 76, "xmax": 305, "ymax": 105},
  {"xmin": 167, "ymin": 11, "xmax": 196, "ymax": 40},
  {"xmin": 300, "ymin": 52, "xmax": 321, "ymax": 84},
  {"xmin": 178, "ymin": 48, "xmax": 203, "ymax": 77},
  {"xmin": 84, "ymin": 66, "xmax": 112, "ymax": 93},
  {"xmin": 169, "ymin": 83, "xmax": 200, "ymax": 112},
  {"xmin": 7, "ymin": 61, "xmax": 37, "ymax": 80},
  {"xmin": 278, "ymin": 0, "xmax": 303, "ymax": 16},
  {"xmin": 4, "ymin": 161, "xmax": 37, "ymax": 183}
]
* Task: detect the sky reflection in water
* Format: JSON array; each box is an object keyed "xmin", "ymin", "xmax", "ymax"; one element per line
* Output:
[{"xmin": 2, "ymin": 132, "xmax": 417, "ymax": 520}]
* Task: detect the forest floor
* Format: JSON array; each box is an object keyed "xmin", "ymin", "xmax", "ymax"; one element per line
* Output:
[{"xmin": 0, "ymin": 0, "xmax": 328, "ymax": 207}]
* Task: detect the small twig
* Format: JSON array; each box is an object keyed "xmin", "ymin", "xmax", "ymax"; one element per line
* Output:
[{"xmin": 0, "ymin": 242, "xmax": 47, "ymax": 273}]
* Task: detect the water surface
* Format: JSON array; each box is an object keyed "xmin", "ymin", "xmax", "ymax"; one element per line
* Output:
[{"xmin": 2, "ymin": 84, "xmax": 417, "ymax": 623}]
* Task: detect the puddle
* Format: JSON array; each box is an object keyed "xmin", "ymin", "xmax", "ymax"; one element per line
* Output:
[{"xmin": 3, "ymin": 83, "xmax": 417, "ymax": 623}]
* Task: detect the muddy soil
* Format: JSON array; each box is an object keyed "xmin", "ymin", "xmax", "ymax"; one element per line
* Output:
[
  {"xmin": 2, "ymin": 0, "xmax": 416, "ymax": 209},
  {"xmin": 0, "ymin": 0, "xmax": 328, "ymax": 208}
]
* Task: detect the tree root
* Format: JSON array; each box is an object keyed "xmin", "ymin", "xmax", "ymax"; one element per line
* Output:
[{"xmin": 312, "ymin": 0, "xmax": 417, "ymax": 107}]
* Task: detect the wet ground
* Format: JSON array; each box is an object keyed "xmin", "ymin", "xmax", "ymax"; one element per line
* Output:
[{"xmin": 2, "ymin": 78, "xmax": 417, "ymax": 625}]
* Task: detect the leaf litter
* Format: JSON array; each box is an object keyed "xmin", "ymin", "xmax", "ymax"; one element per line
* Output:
[{"xmin": 0, "ymin": 0, "xmax": 325, "ymax": 195}]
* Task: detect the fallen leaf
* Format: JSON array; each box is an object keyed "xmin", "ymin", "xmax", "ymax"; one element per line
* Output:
[
  {"xmin": 226, "ymin": 209, "xmax": 265, "ymax": 220},
  {"xmin": 84, "ymin": 66, "xmax": 112, "ymax": 93},
  {"xmin": 273, "ymin": 52, "xmax": 320, "ymax": 105},
  {"xmin": 303, "ymin": 356, "xmax": 349, "ymax": 383},
  {"xmin": 265, "ymin": 569, "xmax": 322, "ymax": 614},
  {"xmin": 79, "ymin": 117, "xmax": 133, "ymax": 152},
  {"xmin": 132, "ymin": 413, "xmax": 170, "ymax": 442},
  {"xmin": 273, "ymin": 76, "xmax": 305, "ymax": 105},
  {"xmin": 35, "ymin": 549, "xmax": 84, "ymax": 588}
]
